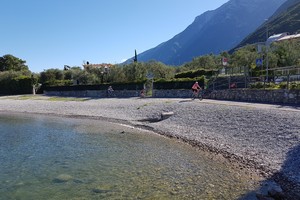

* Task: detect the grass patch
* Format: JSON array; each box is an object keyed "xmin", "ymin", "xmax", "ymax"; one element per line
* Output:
[
  {"xmin": 0, "ymin": 95, "xmax": 45, "ymax": 100},
  {"xmin": 17, "ymin": 95, "xmax": 38, "ymax": 100},
  {"xmin": 48, "ymin": 97, "xmax": 90, "ymax": 102},
  {"xmin": 0, "ymin": 95, "xmax": 91, "ymax": 102}
]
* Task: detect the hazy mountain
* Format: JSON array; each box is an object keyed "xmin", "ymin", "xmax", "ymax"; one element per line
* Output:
[
  {"xmin": 127, "ymin": 0, "xmax": 286, "ymax": 66},
  {"xmin": 234, "ymin": 0, "xmax": 300, "ymax": 48}
]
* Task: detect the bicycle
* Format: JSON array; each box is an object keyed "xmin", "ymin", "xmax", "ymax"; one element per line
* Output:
[
  {"xmin": 107, "ymin": 89, "xmax": 116, "ymax": 97},
  {"xmin": 192, "ymin": 89, "xmax": 203, "ymax": 100}
]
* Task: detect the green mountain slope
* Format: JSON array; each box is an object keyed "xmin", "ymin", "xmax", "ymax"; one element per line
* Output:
[{"xmin": 235, "ymin": 0, "xmax": 300, "ymax": 48}]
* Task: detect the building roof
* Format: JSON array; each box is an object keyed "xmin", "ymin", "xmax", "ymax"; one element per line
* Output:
[
  {"xmin": 277, "ymin": 33, "xmax": 300, "ymax": 41},
  {"xmin": 266, "ymin": 32, "xmax": 300, "ymax": 45},
  {"xmin": 82, "ymin": 63, "xmax": 113, "ymax": 69},
  {"xmin": 266, "ymin": 32, "xmax": 288, "ymax": 46}
]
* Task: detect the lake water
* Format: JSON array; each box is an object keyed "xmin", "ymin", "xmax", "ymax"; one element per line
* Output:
[{"xmin": 0, "ymin": 112, "xmax": 261, "ymax": 199}]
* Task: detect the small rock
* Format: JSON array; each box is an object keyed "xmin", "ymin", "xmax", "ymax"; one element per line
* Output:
[
  {"xmin": 92, "ymin": 188, "xmax": 110, "ymax": 194},
  {"xmin": 161, "ymin": 112, "xmax": 174, "ymax": 120},
  {"xmin": 92, "ymin": 185, "xmax": 113, "ymax": 194},
  {"xmin": 268, "ymin": 189, "xmax": 285, "ymax": 200},
  {"xmin": 256, "ymin": 194, "xmax": 275, "ymax": 200},
  {"xmin": 53, "ymin": 174, "xmax": 73, "ymax": 183}
]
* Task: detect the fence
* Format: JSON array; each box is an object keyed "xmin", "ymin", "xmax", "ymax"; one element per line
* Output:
[
  {"xmin": 43, "ymin": 82, "xmax": 144, "ymax": 98},
  {"xmin": 207, "ymin": 74, "xmax": 300, "ymax": 91}
]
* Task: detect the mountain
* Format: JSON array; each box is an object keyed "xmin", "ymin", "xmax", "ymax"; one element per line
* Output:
[
  {"xmin": 271, "ymin": 0, "xmax": 300, "ymax": 17},
  {"xmin": 127, "ymin": 0, "xmax": 286, "ymax": 66},
  {"xmin": 234, "ymin": 0, "xmax": 300, "ymax": 48}
]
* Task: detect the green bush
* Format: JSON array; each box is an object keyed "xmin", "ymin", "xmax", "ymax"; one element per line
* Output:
[
  {"xmin": 0, "ymin": 75, "xmax": 33, "ymax": 95},
  {"xmin": 44, "ymin": 81, "xmax": 145, "ymax": 92},
  {"xmin": 175, "ymin": 69, "xmax": 217, "ymax": 79},
  {"xmin": 279, "ymin": 82, "xmax": 287, "ymax": 89},
  {"xmin": 154, "ymin": 76, "xmax": 205, "ymax": 90},
  {"xmin": 43, "ymin": 80, "xmax": 73, "ymax": 87},
  {"xmin": 249, "ymin": 82, "xmax": 278, "ymax": 89},
  {"xmin": 289, "ymin": 82, "xmax": 300, "ymax": 90},
  {"xmin": 249, "ymin": 82, "xmax": 264, "ymax": 89},
  {"xmin": 248, "ymin": 81, "xmax": 300, "ymax": 90}
]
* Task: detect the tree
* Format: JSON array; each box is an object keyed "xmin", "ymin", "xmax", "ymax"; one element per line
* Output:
[
  {"xmin": 64, "ymin": 66, "xmax": 83, "ymax": 80},
  {"xmin": 272, "ymin": 40, "xmax": 300, "ymax": 67},
  {"xmin": 73, "ymin": 70, "xmax": 98, "ymax": 85},
  {"xmin": 144, "ymin": 61, "xmax": 175, "ymax": 80},
  {"xmin": 179, "ymin": 54, "xmax": 221, "ymax": 72},
  {"xmin": 122, "ymin": 63, "xmax": 147, "ymax": 82},
  {"xmin": 230, "ymin": 45, "xmax": 257, "ymax": 68},
  {"xmin": 106, "ymin": 65, "xmax": 126, "ymax": 83},
  {"xmin": 0, "ymin": 54, "xmax": 29, "ymax": 72},
  {"xmin": 40, "ymin": 68, "xmax": 64, "ymax": 84}
]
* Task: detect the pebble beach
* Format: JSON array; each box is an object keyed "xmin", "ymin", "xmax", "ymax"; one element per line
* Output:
[{"xmin": 0, "ymin": 95, "xmax": 299, "ymax": 198}]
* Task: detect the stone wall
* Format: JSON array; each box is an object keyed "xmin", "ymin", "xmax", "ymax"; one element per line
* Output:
[
  {"xmin": 45, "ymin": 88, "xmax": 300, "ymax": 105},
  {"xmin": 153, "ymin": 89, "xmax": 300, "ymax": 105},
  {"xmin": 44, "ymin": 90, "xmax": 140, "ymax": 98},
  {"xmin": 153, "ymin": 89, "xmax": 192, "ymax": 98},
  {"xmin": 207, "ymin": 89, "xmax": 300, "ymax": 105}
]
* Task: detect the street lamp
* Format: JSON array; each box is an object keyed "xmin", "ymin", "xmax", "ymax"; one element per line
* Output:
[
  {"xmin": 101, "ymin": 66, "xmax": 109, "ymax": 83},
  {"xmin": 265, "ymin": 19, "xmax": 269, "ymax": 82},
  {"xmin": 101, "ymin": 71, "xmax": 104, "ymax": 83}
]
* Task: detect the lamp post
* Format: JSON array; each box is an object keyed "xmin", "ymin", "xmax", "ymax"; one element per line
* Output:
[
  {"xmin": 265, "ymin": 19, "xmax": 269, "ymax": 82},
  {"xmin": 104, "ymin": 66, "xmax": 108, "ymax": 82},
  {"xmin": 101, "ymin": 66, "xmax": 109, "ymax": 83},
  {"xmin": 101, "ymin": 71, "xmax": 104, "ymax": 83}
]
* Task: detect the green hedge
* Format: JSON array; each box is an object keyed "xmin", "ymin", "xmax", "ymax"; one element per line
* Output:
[
  {"xmin": 42, "ymin": 80, "xmax": 73, "ymax": 87},
  {"xmin": 290, "ymin": 82, "xmax": 300, "ymax": 90},
  {"xmin": 175, "ymin": 69, "xmax": 218, "ymax": 79},
  {"xmin": 0, "ymin": 76, "xmax": 32, "ymax": 95},
  {"xmin": 153, "ymin": 77, "xmax": 205, "ymax": 90},
  {"xmin": 44, "ymin": 81, "xmax": 145, "ymax": 92},
  {"xmin": 249, "ymin": 81, "xmax": 300, "ymax": 90}
]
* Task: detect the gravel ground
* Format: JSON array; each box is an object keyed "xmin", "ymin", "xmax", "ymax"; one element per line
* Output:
[{"xmin": 0, "ymin": 95, "xmax": 299, "ymax": 198}]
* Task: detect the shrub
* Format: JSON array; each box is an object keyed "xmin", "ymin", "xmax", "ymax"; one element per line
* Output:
[
  {"xmin": 249, "ymin": 82, "xmax": 265, "ymax": 89},
  {"xmin": 289, "ymin": 82, "xmax": 300, "ymax": 90},
  {"xmin": 0, "ymin": 74, "xmax": 33, "ymax": 95},
  {"xmin": 279, "ymin": 82, "xmax": 287, "ymax": 89},
  {"xmin": 42, "ymin": 80, "xmax": 73, "ymax": 87},
  {"xmin": 153, "ymin": 76, "xmax": 205, "ymax": 90},
  {"xmin": 43, "ymin": 81, "xmax": 145, "ymax": 92},
  {"xmin": 175, "ymin": 69, "xmax": 217, "ymax": 79}
]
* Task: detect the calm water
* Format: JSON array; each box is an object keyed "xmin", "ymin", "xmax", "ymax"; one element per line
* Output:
[{"xmin": 0, "ymin": 113, "xmax": 260, "ymax": 200}]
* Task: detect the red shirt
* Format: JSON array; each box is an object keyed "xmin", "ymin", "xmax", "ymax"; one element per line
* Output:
[{"xmin": 192, "ymin": 83, "xmax": 200, "ymax": 90}]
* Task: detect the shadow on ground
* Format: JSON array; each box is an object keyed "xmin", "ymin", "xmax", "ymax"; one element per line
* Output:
[{"xmin": 239, "ymin": 144, "xmax": 300, "ymax": 200}]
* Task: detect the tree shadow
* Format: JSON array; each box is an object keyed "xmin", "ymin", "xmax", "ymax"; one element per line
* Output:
[
  {"xmin": 179, "ymin": 99, "xmax": 195, "ymax": 103},
  {"xmin": 238, "ymin": 144, "xmax": 300, "ymax": 200},
  {"xmin": 276, "ymin": 104, "xmax": 300, "ymax": 110}
]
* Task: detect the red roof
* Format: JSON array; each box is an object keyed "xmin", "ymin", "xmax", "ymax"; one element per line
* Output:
[{"xmin": 83, "ymin": 63, "xmax": 114, "ymax": 69}]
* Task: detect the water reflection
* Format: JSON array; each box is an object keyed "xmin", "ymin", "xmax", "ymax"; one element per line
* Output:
[{"xmin": 0, "ymin": 113, "xmax": 261, "ymax": 199}]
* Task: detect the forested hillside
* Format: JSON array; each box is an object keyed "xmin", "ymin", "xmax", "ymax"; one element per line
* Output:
[{"xmin": 234, "ymin": 0, "xmax": 300, "ymax": 48}]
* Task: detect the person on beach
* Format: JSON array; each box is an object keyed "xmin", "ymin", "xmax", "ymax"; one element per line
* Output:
[
  {"xmin": 107, "ymin": 86, "xmax": 114, "ymax": 97},
  {"xmin": 140, "ymin": 89, "xmax": 145, "ymax": 98},
  {"xmin": 192, "ymin": 81, "xmax": 201, "ymax": 96}
]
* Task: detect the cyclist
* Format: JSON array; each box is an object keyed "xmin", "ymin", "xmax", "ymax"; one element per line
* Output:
[
  {"xmin": 107, "ymin": 86, "xmax": 114, "ymax": 97},
  {"xmin": 192, "ymin": 81, "xmax": 202, "ymax": 99}
]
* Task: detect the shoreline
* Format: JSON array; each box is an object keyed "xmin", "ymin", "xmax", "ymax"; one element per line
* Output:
[{"xmin": 0, "ymin": 95, "xmax": 299, "ymax": 198}]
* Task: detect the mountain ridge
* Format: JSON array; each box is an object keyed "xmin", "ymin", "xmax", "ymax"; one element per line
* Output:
[
  {"xmin": 234, "ymin": 0, "xmax": 300, "ymax": 49},
  {"xmin": 126, "ymin": 0, "xmax": 286, "ymax": 65}
]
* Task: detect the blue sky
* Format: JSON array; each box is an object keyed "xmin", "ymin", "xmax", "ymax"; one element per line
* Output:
[{"xmin": 1, "ymin": 0, "xmax": 229, "ymax": 72}]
